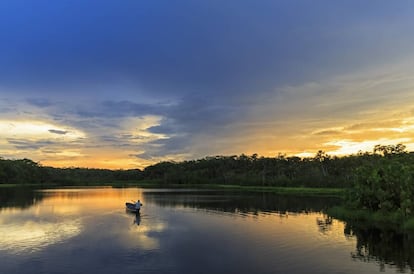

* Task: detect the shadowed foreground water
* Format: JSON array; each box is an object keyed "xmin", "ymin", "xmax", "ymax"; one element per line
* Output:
[{"xmin": 0, "ymin": 187, "xmax": 413, "ymax": 274}]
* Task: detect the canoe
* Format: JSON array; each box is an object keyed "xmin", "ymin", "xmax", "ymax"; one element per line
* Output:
[{"xmin": 125, "ymin": 202, "xmax": 140, "ymax": 213}]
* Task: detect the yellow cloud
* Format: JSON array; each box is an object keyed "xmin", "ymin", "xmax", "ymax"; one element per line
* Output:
[
  {"xmin": 325, "ymin": 138, "xmax": 412, "ymax": 156},
  {"xmin": 0, "ymin": 120, "xmax": 85, "ymax": 140}
]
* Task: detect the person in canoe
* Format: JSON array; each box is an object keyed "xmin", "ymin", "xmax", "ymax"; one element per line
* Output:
[
  {"xmin": 126, "ymin": 200, "xmax": 143, "ymax": 213},
  {"xmin": 135, "ymin": 200, "xmax": 143, "ymax": 211}
]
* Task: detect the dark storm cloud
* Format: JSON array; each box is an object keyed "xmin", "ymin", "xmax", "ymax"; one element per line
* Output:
[
  {"xmin": 2, "ymin": 1, "xmax": 414, "ymax": 164},
  {"xmin": 48, "ymin": 129, "xmax": 68, "ymax": 135},
  {"xmin": 1, "ymin": 1, "xmax": 413, "ymax": 98},
  {"xmin": 7, "ymin": 138, "xmax": 56, "ymax": 150},
  {"xmin": 136, "ymin": 95, "xmax": 245, "ymax": 157},
  {"xmin": 136, "ymin": 136, "xmax": 191, "ymax": 159},
  {"xmin": 100, "ymin": 101, "xmax": 162, "ymax": 117},
  {"xmin": 66, "ymin": 100, "xmax": 163, "ymax": 120},
  {"xmin": 56, "ymin": 95, "xmax": 241, "ymax": 134},
  {"xmin": 26, "ymin": 98, "xmax": 53, "ymax": 108},
  {"xmin": 42, "ymin": 94, "xmax": 246, "ymax": 158},
  {"xmin": 147, "ymin": 124, "xmax": 177, "ymax": 135},
  {"xmin": 131, "ymin": 153, "xmax": 152, "ymax": 160}
]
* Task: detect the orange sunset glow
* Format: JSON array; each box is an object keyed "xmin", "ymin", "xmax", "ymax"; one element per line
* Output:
[{"xmin": 1, "ymin": 1, "xmax": 414, "ymax": 169}]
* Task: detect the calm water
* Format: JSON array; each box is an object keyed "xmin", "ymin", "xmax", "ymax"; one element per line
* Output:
[{"xmin": 0, "ymin": 187, "xmax": 413, "ymax": 274}]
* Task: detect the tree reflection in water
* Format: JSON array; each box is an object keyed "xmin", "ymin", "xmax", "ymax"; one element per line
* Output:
[
  {"xmin": 316, "ymin": 216, "xmax": 333, "ymax": 233},
  {"xmin": 0, "ymin": 186, "xmax": 44, "ymax": 210},
  {"xmin": 344, "ymin": 223, "xmax": 414, "ymax": 273},
  {"xmin": 145, "ymin": 189, "xmax": 414, "ymax": 272},
  {"xmin": 5, "ymin": 187, "xmax": 414, "ymax": 273},
  {"xmin": 142, "ymin": 190, "xmax": 341, "ymax": 215}
]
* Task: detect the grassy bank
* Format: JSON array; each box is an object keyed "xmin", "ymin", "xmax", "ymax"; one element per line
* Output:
[
  {"xmin": 206, "ymin": 184, "xmax": 344, "ymax": 196},
  {"xmin": 132, "ymin": 182, "xmax": 345, "ymax": 196},
  {"xmin": 0, "ymin": 183, "xmax": 56, "ymax": 188},
  {"xmin": 1, "ymin": 182, "xmax": 345, "ymax": 197}
]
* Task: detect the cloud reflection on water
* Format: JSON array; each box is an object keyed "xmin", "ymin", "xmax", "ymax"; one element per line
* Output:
[
  {"xmin": 1, "ymin": 187, "xmax": 409, "ymax": 273},
  {"xmin": 0, "ymin": 187, "xmax": 164, "ymax": 255},
  {"xmin": 0, "ymin": 216, "xmax": 82, "ymax": 254},
  {"xmin": 123, "ymin": 213, "xmax": 167, "ymax": 251}
]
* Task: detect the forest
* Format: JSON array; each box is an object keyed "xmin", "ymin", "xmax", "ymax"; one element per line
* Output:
[
  {"xmin": 1, "ymin": 144, "xmax": 414, "ymax": 217},
  {"xmin": 0, "ymin": 144, "xmax": 411, "ymax": 188}
]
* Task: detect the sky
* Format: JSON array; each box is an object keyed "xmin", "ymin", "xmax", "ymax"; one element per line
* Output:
[{"xmin": 1, "ymin": 1, "xmax": 414, "ymax": 169}]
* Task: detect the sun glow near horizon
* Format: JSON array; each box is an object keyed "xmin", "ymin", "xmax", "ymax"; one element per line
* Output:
[
  {"xmin": 2, "ymin": 117, "xmax": 414, "ymax": 169},
  {"xmin": 2, "ymin": 1, "xmax": 414, "ymax": 169},
  {"xmin": 2, "ymin": 46, "xmax": 414, "ymax": 170}
]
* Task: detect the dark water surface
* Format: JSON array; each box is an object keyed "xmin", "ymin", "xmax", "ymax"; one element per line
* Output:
[{"xmin": 0, "ymin": 187, "xmax": 413, "ymax": 274}]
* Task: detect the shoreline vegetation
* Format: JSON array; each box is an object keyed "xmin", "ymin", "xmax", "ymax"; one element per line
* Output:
[
  {"xmin": 0, "ymin": 182, "xmax": 344, "ymax": 196},
  {"xmin": 1, "ymin": 144, "xmax": 414, "ymax": 230},
  {"xmin": 327, "ymin": 206, "xmax": 414, "ymax": 232}
]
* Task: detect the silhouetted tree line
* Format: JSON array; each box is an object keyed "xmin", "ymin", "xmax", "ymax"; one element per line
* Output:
[
  {"xmin": 1, "ymin": 144, "xmax": 413, "ymax": 194},
  {"xmin": 143, "ymin": 152, "xmax": 358, "ymax": 187},
  {"xmin": 0, "ymin": 158, "xmax": 142, "ymax": 185},
  {"xmin": 142, "ymin": 146, "xmax": 414, "ymax": 189}
]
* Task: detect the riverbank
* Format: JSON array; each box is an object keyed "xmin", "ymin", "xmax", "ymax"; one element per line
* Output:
[
  {"xmin": 327, "ymin": 206, "xmax": 414, "ymax": 231},
  {"xmin": 126, "ymin": 182, "xmax": 345, "ymax": 196},
  {"xmin": 0, "ymin": 183, "xmax": 51, "ymax": 188},
  {"xmin": 0, "ymin": 182, "xmax": 344, "ymax": 197}
]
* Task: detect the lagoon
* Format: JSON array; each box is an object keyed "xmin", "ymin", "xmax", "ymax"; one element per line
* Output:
[{"xmin": 0, "ymin": 187, "xmax": 412, "ymax": 274}]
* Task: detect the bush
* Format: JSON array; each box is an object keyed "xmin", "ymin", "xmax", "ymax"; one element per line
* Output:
[{"xmin": 347, "ymin": 155, "xmax": 414, "ymax": 217}]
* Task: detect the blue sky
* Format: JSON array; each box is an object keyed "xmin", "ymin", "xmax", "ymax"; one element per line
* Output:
[{"xmin": 1, "ymin": 1, "xmax": 414, "ymax": 168}]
